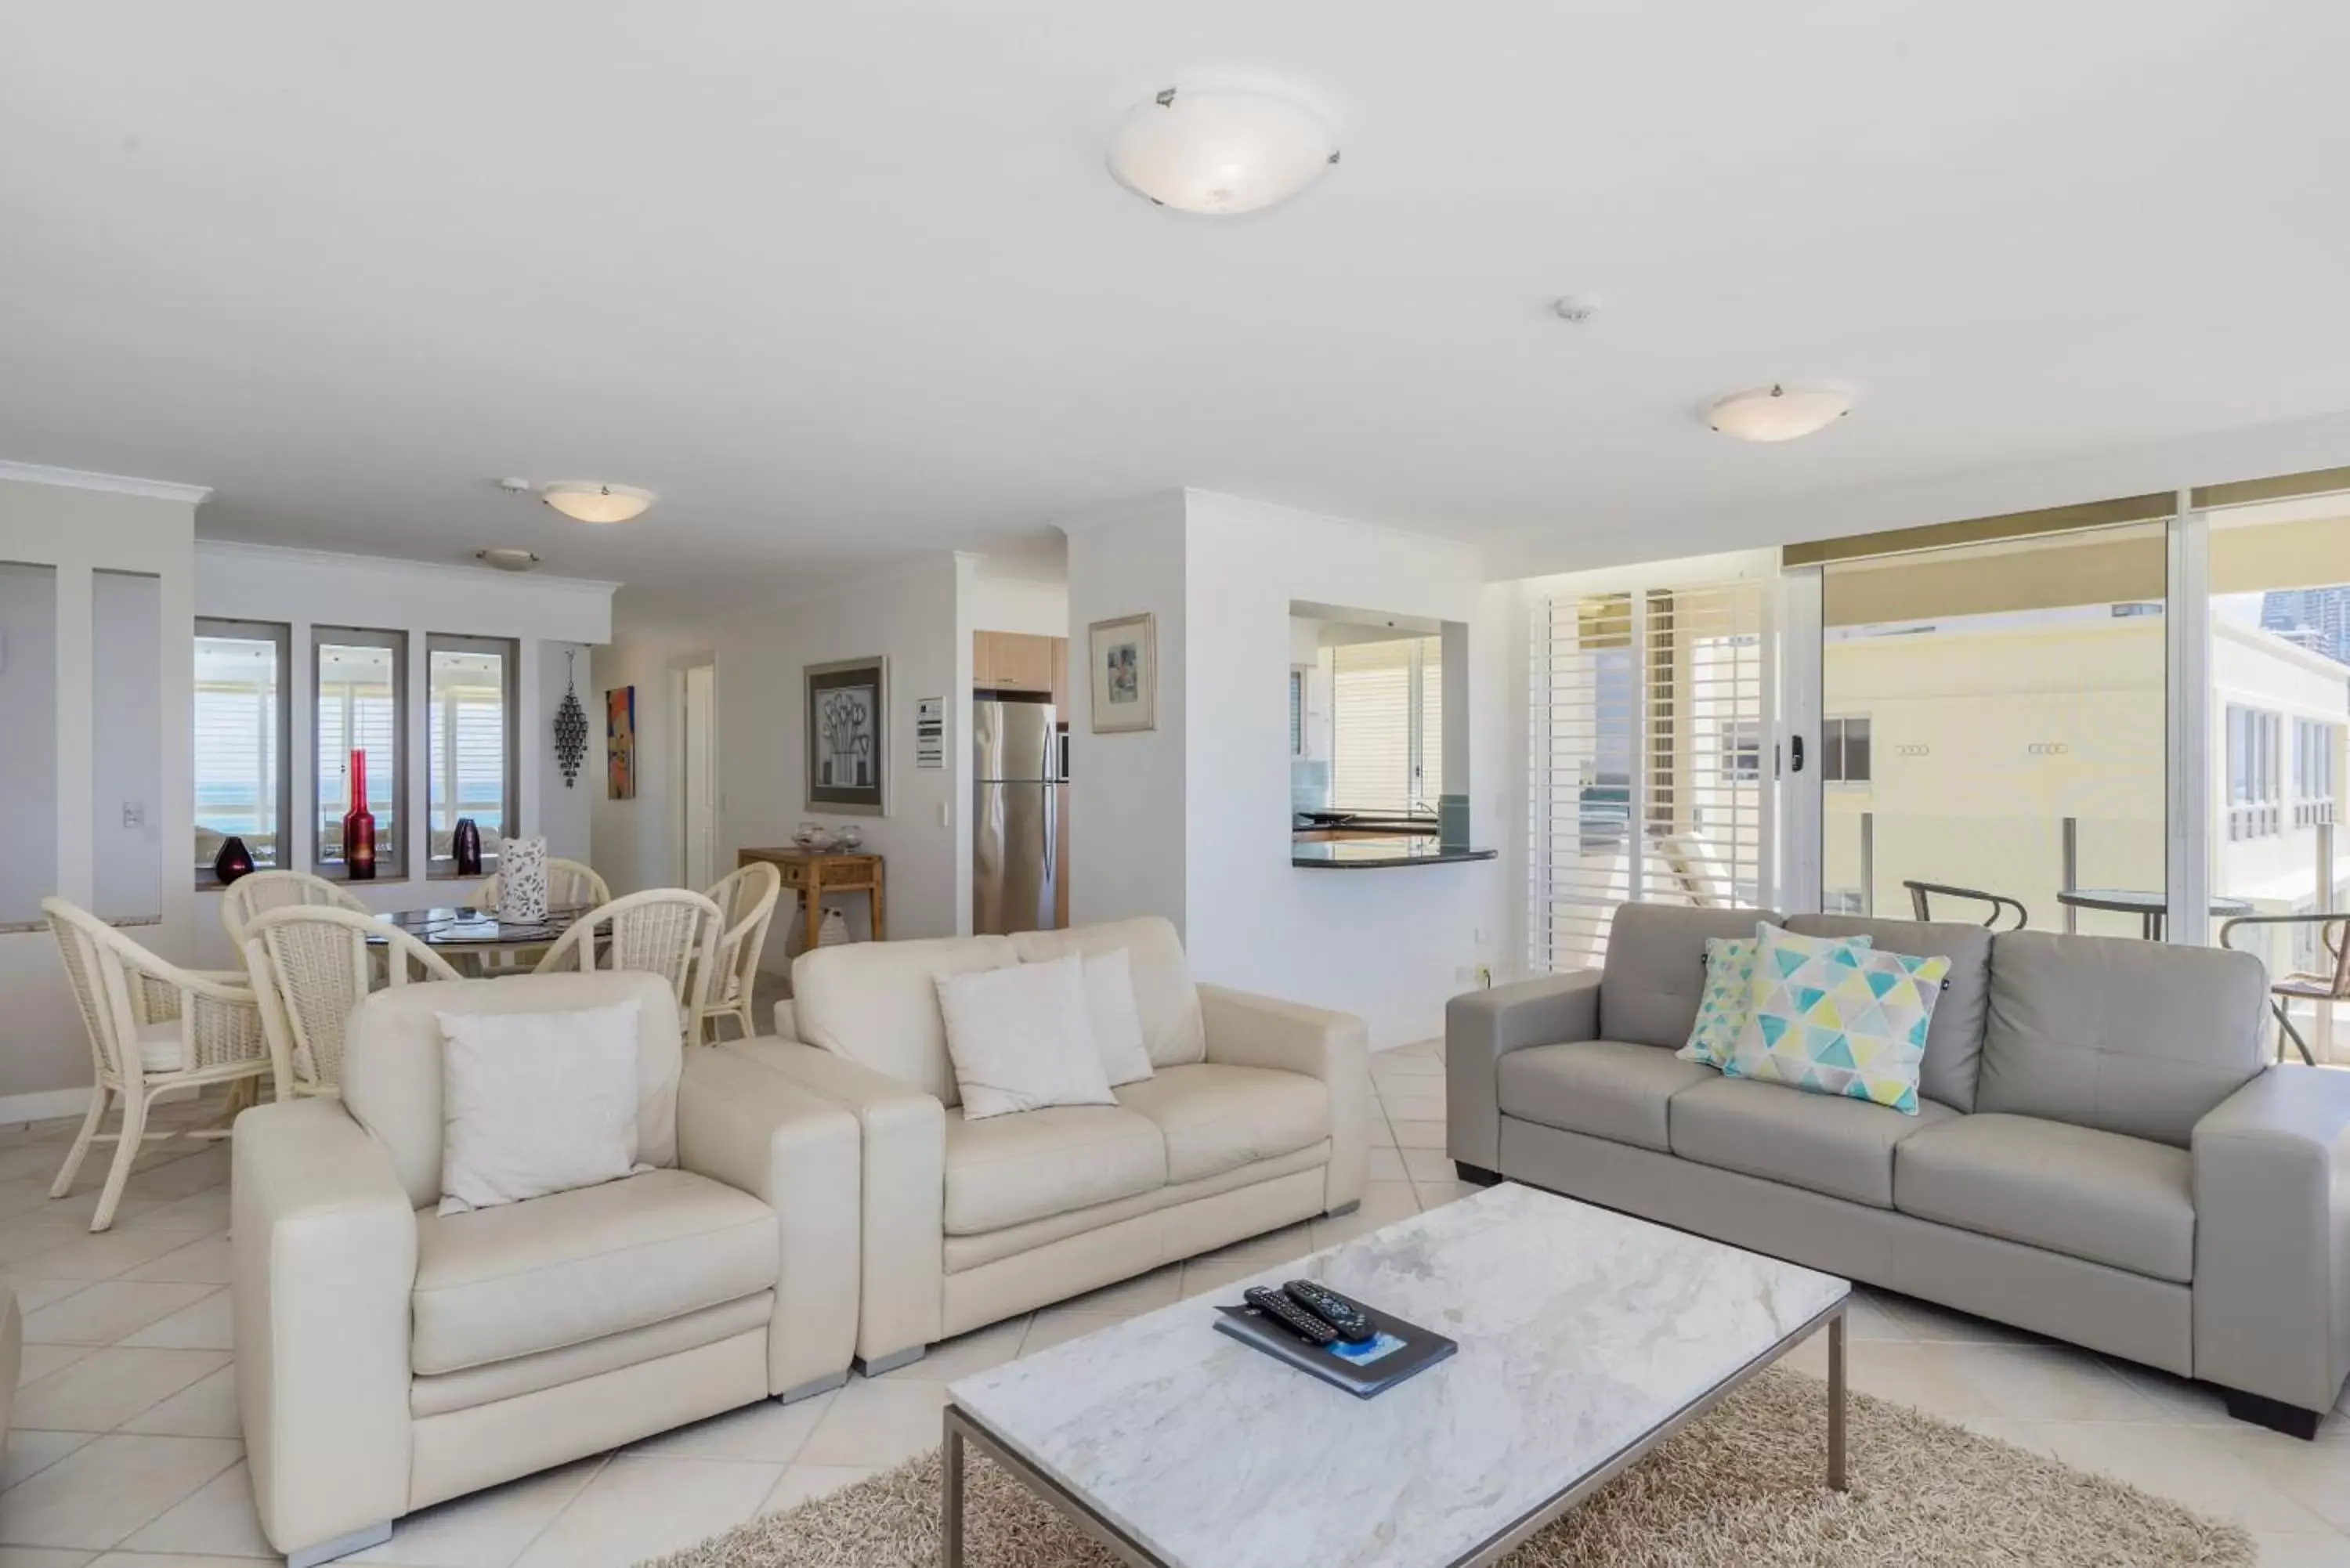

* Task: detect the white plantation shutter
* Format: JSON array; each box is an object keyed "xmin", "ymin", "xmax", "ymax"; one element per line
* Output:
[
  {"xmin": 1529, "ymin": 582, "xmax": 1770, "ymax": 973},
  {"xmin": 1420, "ymin": 635, "xmax": 1444, "ymax": 804},
  {"xmin": 1331, "ymin": 640, "xmax": 1413, "ymax": 812},
  {"xmin": 316, "ymin": 634, "xmax": 402, "ymax": 869},
  {"xmin": 428, "ymin": 640, "xmax": 515, "ymax": 847},
  {"xmin": 193, "ymin": 625, "xmax": 286, "ymax": 869}
]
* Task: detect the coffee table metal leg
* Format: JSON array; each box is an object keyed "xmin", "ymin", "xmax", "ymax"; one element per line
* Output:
[
  {"xmin": 944, "ymin": 1409, "xmax": 966, "ymax": 1566},
  {"xmin": 1827, "ymin": 1310, "xmax": 1848, "ymax": 1492}
]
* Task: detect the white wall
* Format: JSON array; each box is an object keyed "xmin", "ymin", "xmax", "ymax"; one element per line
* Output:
[
  {"xmin": 1180, "ymin": 492, "xmax": 1511, "ymax": 1047},
  {"xmin": 0, "ymin": 471, "xmax": 200, "ymax": 1115},
  {"xmin": 1065, "ymin": 497, "xmax": 1189, "ymax": 930},
  {"xmin": 189, "ymin": 542, "xmax": 614, "ymax": 966},
  {"xmin": 608, "ymin": 555, "xmax": 976, "ymax": 970},
  {"xmin": 589, "ymin": 614, "xmax": 716, "ymax": 898},
  {"xmin": 971, "ymin": 573, "xmax": 1067, "ymax": 637},
  {"xmin": 92, "ymin": 571, "xmax": 164, "ymax": 919}
]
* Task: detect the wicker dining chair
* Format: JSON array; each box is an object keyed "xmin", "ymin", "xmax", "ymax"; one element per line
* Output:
[
  {"xmin": 44, "ymin": 898, "xmax": 275, "ymax": 1231},
  {"xmin": 219, "ymin": 869, "xmax": 371, "ymax": 948},
  {"xmin": 696, "ymin": 862, "xmax": 782, "ymax": 1044},
  {"xmin": 2218, "ymin": 912, "xmax": 2346, "ymax": 1066},
  {"xmin": 242, "ymin": 905, "xmax": 464, "ymax": 1098},
  {"xmin": 533, "ymin": 888, "xmax": 722, "ymax": 1043},
  {"xmin": 472, "ymin": 858, "xmax": 611, "ymax": 914}
]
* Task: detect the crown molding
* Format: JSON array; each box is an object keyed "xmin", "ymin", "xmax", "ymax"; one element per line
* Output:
[
  {"xmin": 195, "ymin": 537, "xmax": 621, "ymax": 595},
  {"xmin": 0, "ymin": 460, "xmax": 213, "ymax": 505}
]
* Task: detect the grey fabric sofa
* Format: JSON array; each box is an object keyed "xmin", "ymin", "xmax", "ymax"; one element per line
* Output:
[{"xmin": 1448, "ymin": 904, "xmax": 2350, "ymax": 1437}]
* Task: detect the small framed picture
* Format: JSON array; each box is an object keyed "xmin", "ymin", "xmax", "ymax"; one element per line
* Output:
[
  {"xmin": 1088, "ymin": 613, "xmax": 1156, "ymax": 733},
  {"xmin": 805, "ymin": 656, "xmax": 888, "ymax": 815}
]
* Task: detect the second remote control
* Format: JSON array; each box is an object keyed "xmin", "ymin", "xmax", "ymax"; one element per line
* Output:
[
  {"xmin": 1283, "ymin": 1280, "xmax": 1373, "ymax": 1342},
  {"xmin": 1244, "ymin": 1285, "xmax": 1340, "ymax": 1346}
]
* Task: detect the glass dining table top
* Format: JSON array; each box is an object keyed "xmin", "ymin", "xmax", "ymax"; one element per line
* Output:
[{"xmin": 370, "ymin": 905, "xmax": 590, "ymax": 946}]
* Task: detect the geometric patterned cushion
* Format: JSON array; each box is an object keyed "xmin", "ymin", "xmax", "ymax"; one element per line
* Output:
[
  {"xmin": 1725, "ymin": 924, "xmax": 1950, "ymax": 1114},
  {"xmin": 1677, "ymin": 925, "xmax": 1870, "ymax": 1073}
]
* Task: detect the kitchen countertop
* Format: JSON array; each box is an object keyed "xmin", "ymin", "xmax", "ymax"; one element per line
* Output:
[{"xmin": 1291, "ymin": 840, "xmax": 1499, "ymax": 869}]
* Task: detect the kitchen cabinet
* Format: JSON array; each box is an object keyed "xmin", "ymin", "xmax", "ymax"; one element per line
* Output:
[{"xmin": 973, "ymin": 630, "xmax": 1061, "ymax": 694}]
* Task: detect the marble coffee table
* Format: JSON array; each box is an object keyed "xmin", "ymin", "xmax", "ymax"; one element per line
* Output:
[{"xmin": 944, "ymin": 1183, "xmax": 1849, "ymax": 1568}]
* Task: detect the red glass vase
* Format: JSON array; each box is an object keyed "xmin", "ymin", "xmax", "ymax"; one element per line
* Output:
[{"xmin": 342, "ymin": 747, "xmax": 377, "ymax": 880}]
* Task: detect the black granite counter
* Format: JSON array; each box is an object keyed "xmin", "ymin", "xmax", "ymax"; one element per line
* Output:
[{"xmin": 1291, "ymin": 840, "xmax": 1499, "ymax": 869}]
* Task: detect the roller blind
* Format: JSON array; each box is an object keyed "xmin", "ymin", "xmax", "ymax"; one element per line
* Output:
[{"xmin": 1528, "ymin": 582, "xmax": 1769, "ymax": 972}]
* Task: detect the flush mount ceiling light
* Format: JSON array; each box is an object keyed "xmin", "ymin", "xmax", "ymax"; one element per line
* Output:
[
  {"xmin": 475, "ymin": 547, "xmax": 540, "ymax": 573},
  {"xmin": 1706, "ymin": 384, "xmax": 1855, "ymax": 443},
  {"xmin": 540, "ymin": 482, "xmax": 654, "ymax": 524},
  {"xmin": 1107, "ymin": 86, "xmax": 1338, "ymax": 215}
]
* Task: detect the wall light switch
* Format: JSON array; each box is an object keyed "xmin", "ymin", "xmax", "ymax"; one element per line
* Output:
[{"xmin": 121, "ymin": 801, "xmax": 145, "ymax": 829}]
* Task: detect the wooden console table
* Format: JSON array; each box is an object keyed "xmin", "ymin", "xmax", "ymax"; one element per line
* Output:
[{"xmin": 737, "ymin": 847, "xmax": 887, "ymax": 956}]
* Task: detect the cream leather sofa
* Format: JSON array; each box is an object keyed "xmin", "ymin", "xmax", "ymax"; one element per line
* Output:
[
  {"xmin": 232, "ymin": 973, "xmax": 862, "ymax": 1567},
  {"xmin": 732, "ymin": 917, "xmax": 1368, "ymax": 1370}
]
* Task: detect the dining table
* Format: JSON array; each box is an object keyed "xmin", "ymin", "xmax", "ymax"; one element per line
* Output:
[
  {"xmin": 2054, "ymin": 887, "xmax": 2254, "ymax": 941},
  {"xmin": 370, "ymin": 905, "xmax": 591, "ymax": 971}
]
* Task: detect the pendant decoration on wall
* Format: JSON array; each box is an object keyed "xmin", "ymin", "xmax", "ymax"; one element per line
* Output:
[{"xmin": 554, "ymin": 652, "xmax": 588, "ymax": 789}]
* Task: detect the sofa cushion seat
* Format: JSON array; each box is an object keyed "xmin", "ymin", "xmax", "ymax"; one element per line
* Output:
[
  {"xmin": 1668, "ymin": 1076, "xmax": 1958, "ymax": 1208},
  {"xmin": 1894, "ymin": 1112, "xmax": 2195, "ymax": 1283},
  {"xmin": 1497, "ymin": 1040, "xmax": 1715, "ymax": 1154},
  {"xmin": 1114, "ymin": 1063, "xmax": 1329, "ymax": 1184},
  {"xmin": 410, "ymin": 1167, "xmax": 779, "ymax": 1376},
  {"xmin": 942, "ymin": 1104, "xmax": 1167, "ymax": 1236}
]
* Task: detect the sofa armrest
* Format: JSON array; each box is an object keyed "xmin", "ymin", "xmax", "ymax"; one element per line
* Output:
[
  {"xmin": 2193, "ymin": 1064, "xmax": 2350, "ymax": 1416},
  {"xmin": 232, "ymin": 1098, "xmax": 416, "ymax": 1559},
  {"xmin": 771, "ymin": 999, "xmax": 797, "ymax": 1041},
  {"xmin": 1198, "ymin": 984, "xmax": 1370, "ymax": 1212},
  {"xmin": 1446, "ymin": 970, "xmax": 1602, "ymax": 1172},
  {"xmin": 678, "ymin": 1048, "xmax": 862, "ymax": 1396},
  {"xmin": 719, "ymin": 1039, "xmax": 945, "ymax": 1364}
]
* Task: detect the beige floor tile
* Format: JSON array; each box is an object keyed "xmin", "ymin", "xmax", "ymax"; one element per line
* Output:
[
  {"xmin": 2, "ymin": 1432, "xmax": 96, "ymax": 1494},
  {"xmin": 119, "ymin": 1149, "xmax": 229, "ymax": 1201},
  {"xmin": 0, "ymin": 1143, "xmax": 76, "ymax": 1182},
  {"xmin": 6, "ymin": 1230, "xmax": 195, "ymax": 1284},
  {"xmin": 2251, "ymin": 1532, "xmax": 2350, "ymax": 1566},
  {"xmin": 1410, "ymin": 1178, "xmax": 1485, "ymax": 1209},
  {"xmin": 115, "ymin": 1461, "xmax": 271, "ymax": 1558},
  {"xmin": 12, "ymin": 1349, "xmax": 231, "ymax": 1434},
  {"xmin": 1376, "ymin": 1092, "xmax": 1446, "ymax": 1122},
  {"xmin": 16, "ymin": 1346, "xmax": 93, "ymax": 1392},
  {"xmin": 512, "ymin": 1456, "xmax": 782, "ymax": 1568},
  {"xmin": 1394, "ymin": 1147, "xmax": 1459, "ymax": 1184},
  {"xmin": 1842, "ymin": 1294, "xmax": 1914, "ymax": 1343},
  {"xmin": 794, "ymin": 1378, "xmax": 949, "ymax": 1469},
  {"xmin": 9, "ymin": 1283, "xmax": 96, "ymax": 1316},
  {"xmin": 118, "ymin": 1191, "xmax": 230, "ymax": 1234},
  {"xmin": 1364, "ymin": 1147, "xmax": 1407, "ymax": 1181},
  {"xmin": 878, "ymin": 1318, "xmax": 1029, "ymax": 1383},
  {"xmin": 350, "ymin": 1458, "xmax": 605, "ymax": 1567},
  {"xmin": 1370, "ymin": 1048, "xmax": 1444, "ymax": 1073},
  {"xmin": 22, "ymin": 1194, "xmax": 175, "ymax": 1235},
  {"xmin": 90, "ymin": 1555, "xmax": 290, "ymax": 1567},
  {"xmin": 120, "ymin": 1369, "xmax": 240, "ymax": 1440},
  {"xmin": 1364, "ymin": 1118, "xmax": 1396, "ymax": 1149},
  {"xmin": 1877, "ymin": 1294, "xmax": 2043, "ymax": 1347},
  {"xmin": 1018, "ymin": 1310, "xmax": 1127, "ymax": 1359},
  {"xmin": 2033, "ymin": 1421, "xmax": 2331, "ymax": 1532},
  {"xmin": 121, "ymin": 1240, "xmax": 233, "ymax": 1288},
  {"xmin": 1839, "ymin": 1342, "xmax": 2001, "ymax": 1419},
  {"xmin": 0, "ymin": 1434, "xmax": 241, "ymax": 1549},
  {"xmin": 1951, "ymin": 1345, "xmax": 2165, "ymax": 1422},
  {"xmin": 119, "ymin": 1292, "xmax": 232, "ymax": 1353},
  {"xmin": 22, "ymin": 1283, "xmax": 218, "ymax": 1348},
  {"xmin": 2212, "ymin": 1425, "xmax": 2350, "ymax": 1530},
  {"xmin": 1386, "ymin": 1118, "xmax": 1445, "ymax": 1150},
  {"xmin": 628, "ymin": 1393, "xmax": 834, "ymax": 1462},
  {"xmin": 0, "ymin": 1219, "xmax": 104, "ymax": 1272},
  {"xmin": 1202, "ymin": 1222, "xmax": 1314, "ymax": 1265},
  {"xmin": 761, "ymin": 1464, "xmax": 882, "ymax": 1516},
  {"xmin": 0, "ymin": 1548, "xmax": 95, "ymax": 1567}
]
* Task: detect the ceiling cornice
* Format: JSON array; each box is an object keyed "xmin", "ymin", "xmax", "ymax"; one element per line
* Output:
[{"xmin": 0, "ymin": 460, "xmax": 213, "ymax": 505}]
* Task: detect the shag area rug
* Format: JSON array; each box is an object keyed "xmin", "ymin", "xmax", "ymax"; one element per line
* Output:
[{"xmin": 644, "ymin": 1369, "xmax": 2253, "ymax": 1567}]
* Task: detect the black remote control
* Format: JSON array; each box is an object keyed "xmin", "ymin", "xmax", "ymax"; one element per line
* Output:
[
  {"xmin": 1283, "ymin": 1280, "xmax": 1374, "ymax": 1343},
  {"xmin": 1244, "ymin": 1285, "xmax": 1340, "ymax": 1346}
]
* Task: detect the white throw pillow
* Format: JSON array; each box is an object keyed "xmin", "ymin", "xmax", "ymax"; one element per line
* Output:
[
  {"xmin": 1078, "ymin": 947, "xmax": 1155, "ymax": 1087},
  {"xmin": 436, "ymin": 999, "xmax": 646, "ymax": 1216},
  {"xmin": 935, "ymin": 953, "xmax": 1117, "ymax": 1120}
]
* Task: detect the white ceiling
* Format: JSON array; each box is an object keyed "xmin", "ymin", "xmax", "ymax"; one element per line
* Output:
[{"xmin": 4, "ymin": 2, "xmax": 2348, "ymax": 606}]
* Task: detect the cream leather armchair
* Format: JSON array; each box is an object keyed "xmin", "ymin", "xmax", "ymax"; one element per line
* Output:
[
  {"xmin": 232, "ymin": 972, "xmax": 860, "ymax": 1567},
  {"xmin": 728, "ymin": 917, "xmax": 1368, "ymax": 1371}
]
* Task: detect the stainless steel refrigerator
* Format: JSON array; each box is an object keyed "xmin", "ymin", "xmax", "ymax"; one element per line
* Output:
[{"xmin": 972, "ymin": 694, "xmax": 1061, "ymax": 934}]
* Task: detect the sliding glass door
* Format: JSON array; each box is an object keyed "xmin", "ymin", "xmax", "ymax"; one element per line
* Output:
[{"xmin": 1810, "ymin": 523, "xmax": 2168, "ymax": 937}]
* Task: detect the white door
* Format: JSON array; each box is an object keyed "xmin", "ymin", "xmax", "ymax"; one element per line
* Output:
[{"xmin": 682, "ymin": 662, "xmax": 717, "ymax": 890}]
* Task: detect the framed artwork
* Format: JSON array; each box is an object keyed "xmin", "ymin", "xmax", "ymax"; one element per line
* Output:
[
  {"xmin": 805, "ymin": 655, "xmax": 888, "ymax": 815},
  {"xmin": 606, "ymin": 686, "xmax": 637, "ymax": 800},
  {"xmin": 1088, "ymin": 613, "xmax": 1156, "ymax": 733}
]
